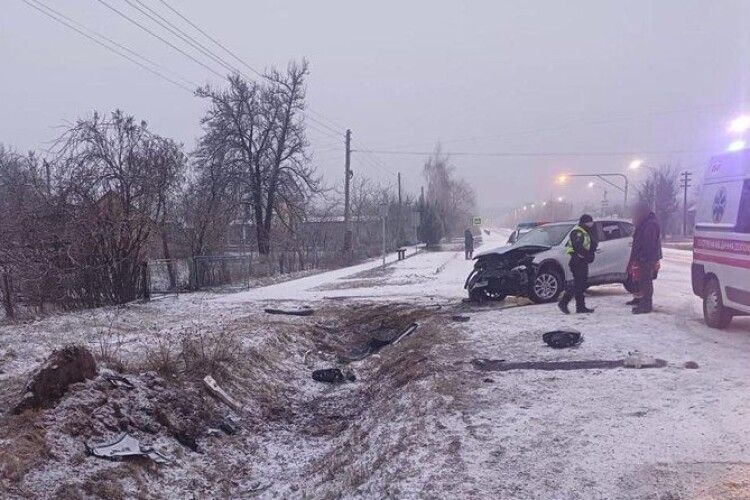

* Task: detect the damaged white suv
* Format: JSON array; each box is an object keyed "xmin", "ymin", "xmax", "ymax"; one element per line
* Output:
[{"xmin": 465, "ymin": 219, "xmax": 634, "ymax": 303}]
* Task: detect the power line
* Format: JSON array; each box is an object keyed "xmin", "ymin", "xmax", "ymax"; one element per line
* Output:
[
  {"xmin": 306, "ymin": 122, "xmax": 342, "ymax": 141},
  {"xmin": 355, "ymin": 147, "xmax": 714, "ymax": 158},
  {"xmin": 123, "ymin": 0, "xmax": 241, "ymax": 77},
  {"xmin": 94, "ymin": 0, "xmax": 226, "ymax": 79},
  {"xmin": 21, "ymin": 0, "xmax": 195, "ymax": 92},
  {"xmin": 157, "ymin": 0, "xmax": 264, "ymax": 79},
  {"xmin": 153, "ymin": 0, "xmax": 345, "ymax": 135}
]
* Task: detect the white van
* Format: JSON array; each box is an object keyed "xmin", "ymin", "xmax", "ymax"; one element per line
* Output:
[{"xmin": 692, "ymin": 150, "xmax": 750, "ymax": 328}]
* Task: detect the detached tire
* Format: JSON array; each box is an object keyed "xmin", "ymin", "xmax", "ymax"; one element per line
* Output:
[
  {"xmin": 530, "ymin": 268, "xmax": 563, "ymax": 304},
  {"xmin": 703, "ymin": 277, "xmax": 732, "ymax": 329}
]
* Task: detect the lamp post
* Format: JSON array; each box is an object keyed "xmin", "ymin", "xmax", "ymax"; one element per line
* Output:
[{"xmin": 557, "ymin": 173, "xmax": 629, "ymax": 208}]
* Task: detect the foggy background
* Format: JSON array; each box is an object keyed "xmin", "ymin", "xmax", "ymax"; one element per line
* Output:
[{"xmin": 2, "ymin": 0, "xmax": 749, "ymax": 219}]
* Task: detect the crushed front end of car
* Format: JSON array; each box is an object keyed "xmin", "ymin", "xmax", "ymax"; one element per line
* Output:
[{"xmin": 464, "ymin": 245, "xmax": 550, "ymax": 302}]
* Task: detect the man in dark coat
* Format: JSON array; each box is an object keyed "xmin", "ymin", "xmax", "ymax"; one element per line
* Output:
[
  {"xmin": 464, "ymin": 227, "xmax": 474, "ymax": 259},
  {"xmin": 558, "ymin": 214, "xmax": 598, "ymax": 314},
  {"xmin": 629, "ymin": 202, "xmax": 662, "ymax": 314}
]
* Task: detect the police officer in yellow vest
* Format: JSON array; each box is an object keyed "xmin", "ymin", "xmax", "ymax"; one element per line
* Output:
[{"xmin": 558, "ymin": 214, "xmax": 597, "ymax": 314}]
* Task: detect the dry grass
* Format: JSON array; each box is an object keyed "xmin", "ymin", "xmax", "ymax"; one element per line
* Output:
[
  {"xmin": 137, "ymin": 323, "xmax": 240, "ymax": 380},
  {"xmin": 0, "ymin": 411, "xmax": 49, "ymax": 483}
]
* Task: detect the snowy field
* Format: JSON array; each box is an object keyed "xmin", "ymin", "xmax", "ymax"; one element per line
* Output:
[{"xmin": 2, "ymin": 229, "xmax": 750, "ymax": 499}]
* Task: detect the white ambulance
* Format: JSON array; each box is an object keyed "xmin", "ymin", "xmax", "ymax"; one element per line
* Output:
[{"xmin": 692, "ymin": 150, "xmax": 750, "ymax": 328}]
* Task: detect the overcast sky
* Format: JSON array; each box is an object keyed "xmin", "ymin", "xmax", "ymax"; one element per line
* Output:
[{"xmin": 2, "ymin": 0, "xmax": 750, "ymax": 215}]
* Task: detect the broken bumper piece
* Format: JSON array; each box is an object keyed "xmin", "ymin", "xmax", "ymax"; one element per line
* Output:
[{"xmin": 87, "ymin": 433, "xmax": 170, "ymax": 464}]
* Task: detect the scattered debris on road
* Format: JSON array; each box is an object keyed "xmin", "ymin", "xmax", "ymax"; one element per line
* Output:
[
  {"xmin": 312, "ymin": 367, "xmax": 356, "ymax": 383},
  {"xmin": 451, "ymin": 315, "xmax": 471, "ymax": 322},
  {"xmin": 203, "ymin": 375, "xmax": 243, "ymax": 412},
  {"xmin": 683, "ymin": 361, "xmax": 700, "ymax": 369},
  {"xmin": 87, "ymin": 432, "xmax": 170, "ymax": 464},
  {"xmin": 392, "ymin": 322, "xmax": 419, "ymax": 345},
  {"xmin": 264, "ymin": 307, "xmax": 314, "ymax": 316},
  {"xmin": 102, "ymin": 369, "xmax": 135, "ymax": 390},
  {"xmin": 542, "ymin": 330, "xmax": 583, "ymax": 349},
  {"xmin": 14, "ymin": 344, "xmax": 97, "ymax": 414},
  {"xmin": 218, "ymin": 415, "xmax": 241, "ymax": 435},
  {"xmin": 623, "ymin": 351, "xmax": 659, "ymax": 369},
  {"xmin": 472, "ymin": 357, "xmax": 667, "ymax": 372}
]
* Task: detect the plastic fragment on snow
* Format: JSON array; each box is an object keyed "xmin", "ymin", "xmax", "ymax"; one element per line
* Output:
[
  {"xmin": 391, "ymin": 323, "xmax": 419, "ymax": 345},
  {"xmin": 219, "ymin": 415, "xmax": 241, "ymax": 435},
  {"xmin": 86, "ymin": 433, "xmax": 169, "ymax": 464},
  {"xmin": 203, "ymin": 375, "xmax": 242, "ymax": 412},
  {"xmin": 264, "ymin": 307, "xmax": 314, "ymax": 316},
  {"xmin": 542, "ymin": 330, "xmax": 583, "ymax": 349},
  {"xmin": 102, "ymin": 370, "xmax": 135, "ymax": 390},
  {"xmin": 312, "ymin": 368, "xmax": 356, "ymax": 384},
  {"xmin": 623, "ymin": 351, "xmax": 661, "ymax": 369}
]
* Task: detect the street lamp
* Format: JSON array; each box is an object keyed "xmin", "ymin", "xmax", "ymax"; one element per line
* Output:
[
  {"xmin": 587, "ymin": 181, "xmax": 595, "ymax": 188},
  {"xmin": 557, "ymin": 196, "xmax": 564, "ymax": 202},
  {"xmin": 554, "ymin": 172, "xmax": 629, "ymax": 207},
  {"xmin": 628, "ymin": 159, "xmax": 643, "ymax": 170},
  {"xmin": 728, "ymin": 139, "xmax": 746, "ymax": 152},
  {"xmin": 728, "ymin": 115, "xmax": 750, "ymax": 134}
]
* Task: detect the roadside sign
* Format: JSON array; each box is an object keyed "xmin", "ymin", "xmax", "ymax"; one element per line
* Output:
[{"xmin": 472, "ymin": 217, "xmax": 482, "ymax": 226}]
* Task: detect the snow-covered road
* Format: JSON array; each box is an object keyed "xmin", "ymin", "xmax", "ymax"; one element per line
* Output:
[{"xmin": 219, "ymin": 229, "xmax": 508, "ymax": 302}]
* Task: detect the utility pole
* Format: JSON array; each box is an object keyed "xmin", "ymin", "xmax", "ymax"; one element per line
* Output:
[
  {"xmin": 397, "ymin": 172, "xmax": 403, "ymax": 246},
  {"xmin": 344, "ymin": 129, "xmax": 352, "ymax": 251},
  {"xmin": 398, "ymin": 172, "xmax": 402, "ymax": 206},
  {"xmin": 379, "ymin": 204, "xmax": 387, "ymax": 267},
  {"xmin": 680, "ymin": 171, "xmax": 693, "ymax": 236}
]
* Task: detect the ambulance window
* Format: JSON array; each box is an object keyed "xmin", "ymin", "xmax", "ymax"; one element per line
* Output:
[
  {"xmin": 619, "ymin": 222, "xmax": 635, "ymax": 237},
  {"xmin": 738, "ymin": 180, "xmax": 750, "ymax": 233}
]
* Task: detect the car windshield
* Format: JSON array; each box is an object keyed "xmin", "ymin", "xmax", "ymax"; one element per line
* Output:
[{"xmin": 517, "ymin": 223, "xmax": 574, "ymax": 246}]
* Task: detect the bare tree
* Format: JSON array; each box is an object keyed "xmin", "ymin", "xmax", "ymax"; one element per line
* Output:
[
  {"xmin": 179, "ymin": 156, "xmax": 236, "ymax": 257},
  {"xmin": 423, "ymin": 144, "xmax": 476, "ymax": 237},
  {"xmin": 195, "ymin": 61, "xmax": 319, "ymax": 255},
  {"xmin": 638, "ymin": 165, "xmax": 679, "ymax": 234},
  {"xmin": 53, "ymin": 110, "xmax": 185, "ymax": 304}
]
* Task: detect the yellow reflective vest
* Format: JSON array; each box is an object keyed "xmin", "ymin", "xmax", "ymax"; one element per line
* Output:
[{"xmin": 565, "ymin": 225, "xmax": 591, "ymax": 256}]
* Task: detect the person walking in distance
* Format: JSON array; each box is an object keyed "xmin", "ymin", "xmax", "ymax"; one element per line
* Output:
[
  {"xmin": 629, "ymin": 202, "xmax": 662, "ymax": 314},
  {"xmin": 558, "ymin": 214, "xmax": 597, "ymax": 314},
  {"xmin": 464, "ymin": 227, "xmax": 474, "ymax": 259}
]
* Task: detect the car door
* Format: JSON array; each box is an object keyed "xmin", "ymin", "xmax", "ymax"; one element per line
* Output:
[
  {"xmin": 592, "ymin": 220, "xmax": 631, "ymax": 281},
  {"xmin": 588, "ymin": 222, "xmax": 610, "ymax": 279}
]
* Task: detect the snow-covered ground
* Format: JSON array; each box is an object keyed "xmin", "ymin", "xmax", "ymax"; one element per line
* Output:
[
  {"xmin": 2, "ymin": 228, "xmax": 750, "ymax": 499},
  {"xmin": 219, "ymin": 227, "xmax": 750, "ymax": 497}
]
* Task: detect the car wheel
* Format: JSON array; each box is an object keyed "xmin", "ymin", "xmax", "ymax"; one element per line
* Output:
[
  {"xmin": 530, "ymin": 268, "xmax": 563, "ymax": 304},
  {"xmin": 703, "ymin": 277, "xmax": 732, "ymax": 329}
]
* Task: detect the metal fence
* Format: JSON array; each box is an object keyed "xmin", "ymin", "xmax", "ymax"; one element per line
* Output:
[{"xmin": 147, "ymin": 250, "xmax": 343, "ymax": 294}]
